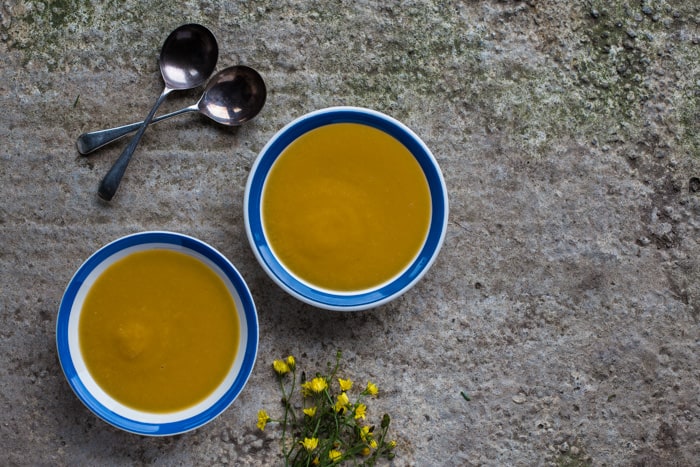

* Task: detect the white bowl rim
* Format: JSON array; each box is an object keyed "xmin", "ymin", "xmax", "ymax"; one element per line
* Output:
[
  {"xmin": 244, "ymin": 106, "xmax": 449, "ymax": 311},
  {"xmin": 56, "ymin": 231, "xmax": 259, "ymax": 436}
]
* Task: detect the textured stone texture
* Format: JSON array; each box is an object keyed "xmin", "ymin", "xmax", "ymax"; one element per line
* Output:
[{"xmin": 1, "ymin": 1, "xmax": 698, "ymax": 465}]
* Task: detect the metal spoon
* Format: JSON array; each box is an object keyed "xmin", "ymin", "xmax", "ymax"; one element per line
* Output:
[
  {"xmin": 97, "ymin": 23, "xmax": 218, "ymax": 201},
  {"xmin": 76, "ymin": 66, "xmax": 267, "ymax": 155}
]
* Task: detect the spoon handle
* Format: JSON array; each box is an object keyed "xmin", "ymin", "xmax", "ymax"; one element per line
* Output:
[
  {"xmin": 76, "ymin": 105, "xmax": 198, "ymax": 155},
  {"xmin": 97, "ymin": 88, "xmax": 172, "ymax": 201}
]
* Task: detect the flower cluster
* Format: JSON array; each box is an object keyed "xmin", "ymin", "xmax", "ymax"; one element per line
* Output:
[{"xmin": 257, "ymin": 351, "xmax": 396, "ymax": 466}]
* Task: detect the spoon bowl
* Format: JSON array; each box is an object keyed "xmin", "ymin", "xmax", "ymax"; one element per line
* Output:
[
  {"xmin": 160, "ymin": 24, "xmax": 219, "ymax": 90},
  {"xmin": 197, "ymin": 66, "xmax": 267, "ymax": 126},
  {"xmin": 76, "ymin": 66, "xmax": 266, "ymax": 155}
]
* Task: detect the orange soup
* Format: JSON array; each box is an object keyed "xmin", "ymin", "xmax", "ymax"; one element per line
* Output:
[
  {"xmin": 79, "ymin": 249, "xmax": 239, "ymax": 413},
  {"xmin": 262, "ymin": 123, "xmax": 431, "ymax": 291}
]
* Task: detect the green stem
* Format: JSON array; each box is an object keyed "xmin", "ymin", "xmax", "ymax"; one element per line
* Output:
[
  {"xmin": 279, "ymin": 373, "xmax": 292, "ymax": 465},
  {"xmin": 368, "ymin": 417, "xmax": 390, "ymax": 463},
  {"xmin": 288, "ymin": 369, "xmax": 298, "ymax": 426}
]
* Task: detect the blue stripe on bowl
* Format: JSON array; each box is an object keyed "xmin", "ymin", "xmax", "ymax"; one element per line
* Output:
[
  {"xmin": 245, "ymin": 107, "xmax": 448, "ymax": 311},
  {"xmin": 56, "ymin": 231, "xmax": 258, "ymax": 436}
]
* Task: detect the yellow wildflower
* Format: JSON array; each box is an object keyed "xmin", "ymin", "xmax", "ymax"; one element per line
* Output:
[
  {"xmin": 360, "ymin": 447, "xmax": 371, "ymax": 456},
  {"xmin": 388, "ymin": 440, "xmax": 397, "ymax": 449},
  {"xmin": 273, "ymin": 359, "xmax": 290, "ymax": 375},
  {"xmin": 303, "ymin": 377, "xmax": 328, "ymax": 394},
  {"xmin": 303, "ymin": 406, "xmax": 317, "ymax": 417},
  {"xmin": 369, "ymin": 439, "xmax": 378, "ymax": 449},
  {"xmin": 334, "ymin": 392, "xmax": 350, "ymax": 412},
  {"xmin": 286, "ymin": 355, "xmax": 296, "ymax": 370},
  {"xmin": 301, "ymin": 437, "xmax": 319, "ymax": 452},
  {"xmin": 256, "ymin": 409, "xmax": 270, "ymax": 431},
  {"xmin": 359, "ymin": 425, "xmax": 372, "ymax": 441},
  {"xmin": 354, "ymin": 403, "xmax": 367, "ymax": 420},
  {"xmin": 328, "ymin": 449, "xmax": 342, "ymax": 462},
  {"xmin": 338, "ymin": 377, "xmax": 353, "ymax": 391},
  {"xmin": 366, "ymin": 381, "xmax": 378, "ymax": 396},
  {"xmin": 311, "ymin": 457, "xmax": 320, "ymax": 466}
]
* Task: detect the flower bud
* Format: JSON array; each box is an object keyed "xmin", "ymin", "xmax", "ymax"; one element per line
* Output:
[{"xmin": 381, "ymin": 413, "xmax": 391, "ymax": 429}]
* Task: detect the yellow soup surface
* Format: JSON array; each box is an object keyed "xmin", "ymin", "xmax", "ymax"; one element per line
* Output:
[
  {"xmin": 79, "ymin": 249, "xmax": 239, "ymax": 413},
  {"xmin": 262, "ymin": 122, "xmax": 431, "ymax": 291}
]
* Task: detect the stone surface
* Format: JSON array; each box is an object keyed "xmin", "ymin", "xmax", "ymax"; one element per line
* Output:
[{"xmin": 1, "ymin": 1, "xmax": 699, "ymax": 465}]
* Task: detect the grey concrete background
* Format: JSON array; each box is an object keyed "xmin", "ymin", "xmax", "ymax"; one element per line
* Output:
[{"xmin": 1, "ymin": 1, "xmax": 698, "ymax": 465}]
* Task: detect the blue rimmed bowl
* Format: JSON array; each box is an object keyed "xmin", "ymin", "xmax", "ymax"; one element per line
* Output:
[
  {"xmin": 244, "ymin": 106, "xmax": 448, "ymax": 311},
  {"xmin": 56, "ymin": 231, "xmax": 258, "ymax": 436}
]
